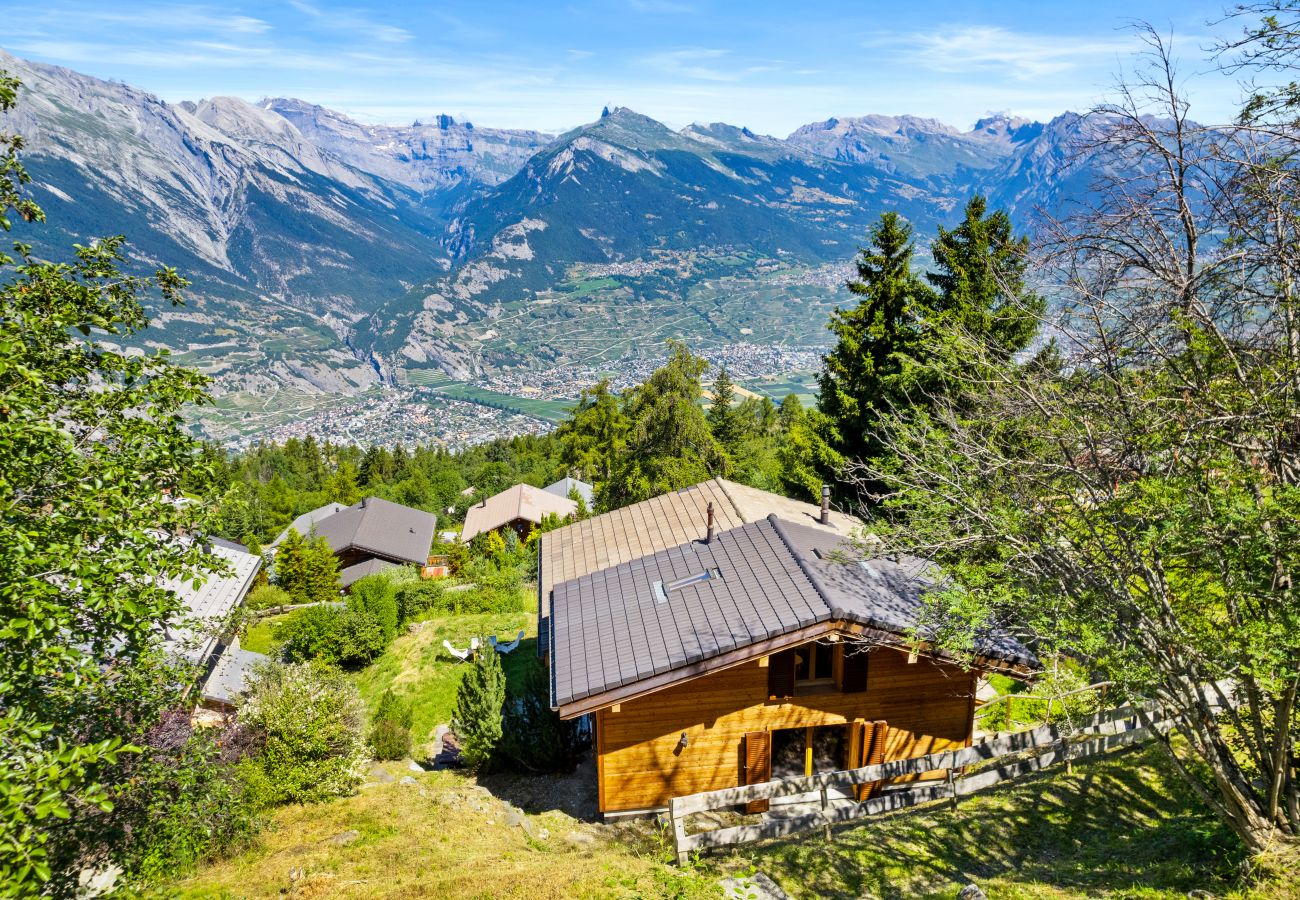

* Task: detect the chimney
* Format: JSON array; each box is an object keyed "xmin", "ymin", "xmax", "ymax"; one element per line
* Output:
[
  {"xmin": 706, "ymin": 502, "xmax": 715, "ymax": 544},
  {"xmin": 820, "ymin": 485, "xmax": 831, "ymax": 526}
]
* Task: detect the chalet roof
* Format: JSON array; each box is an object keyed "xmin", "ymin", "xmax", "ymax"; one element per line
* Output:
[
  {"xmin": 164, "ymin": 538, "xmax": 262, "ymax": 667},
  {"xmin": 339, "ymin": 556, "xmax": 400, "ymax": 588},
  {"xmin": 271, "ymin": 502, "xmax": 347, "ymax": 547},
  {"xmin": 548, "ymin": 515, "xmax": 1037, "ymax": 714},
  {"xmin": 544, "ymin": 476, "xmax": 595, "ymax": 507},
  {"xmin": 200, "ymin": 642, "xmax": 268, "ymax": 706},
  {"xmin": 296, "ymin": 497, "xmax": 436, "ymax": 566},
  {"xmin": 536, "ymin": 478, "xmax": 860, "ymax": 651},
  {"xmin": 461, "ymin": 483, "xmax": 577, "ymax": 543}
]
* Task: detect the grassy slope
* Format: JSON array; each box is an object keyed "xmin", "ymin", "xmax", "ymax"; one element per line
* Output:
[{"xmin": 351, "ymin": 606, "xmax": 536, "ymax": 749}]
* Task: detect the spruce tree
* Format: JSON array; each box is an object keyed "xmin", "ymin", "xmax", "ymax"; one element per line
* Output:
[
  {"xmin": 453, "ymin": 644, "xmax": 505, "ymax": 770},
  {"xmin": 819, "ymin": 211, "xmax": 934, "ymax": 468},
  {"xmin": 275, "ymin": 528, "xmax": 309, "ymax": 602},
  {"xmin": 706, "ymin": 366, "xmax": 743, "ymax": 455}
]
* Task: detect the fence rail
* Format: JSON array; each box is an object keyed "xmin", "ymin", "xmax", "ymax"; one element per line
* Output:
[{"xmin": 669, "ymin": 699, "xmax": 1170, "ymax": 864}]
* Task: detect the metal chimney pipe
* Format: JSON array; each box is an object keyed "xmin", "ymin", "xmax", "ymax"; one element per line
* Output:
[
  {"xmin": 820, "ymin": 485, "xmax": 831, "ymax": 525},
  {"xmin": 706, "ymin": 502, "xmax": 715, "ymax": 543}
]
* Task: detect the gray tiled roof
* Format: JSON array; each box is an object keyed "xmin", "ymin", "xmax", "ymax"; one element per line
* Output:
[
  {"xmin": 201, "ymin": 642, "xmax": 269, "ymax": 706},
  {"xmin": 164, "ymin": 540, "xmax": 262, "ymax": 668},
  {"xmin": 549, "ymin": 515, "xmax": 1037, "ymax": 710},
  {"xmin": 339, "ymin": 557, "xmax": 401, "ymax": 588},
  {"xmin": 544, "ymin": 477, "xmax": 594, "ymax": 507},
  {"xmin": 271, "ymin": 502, "xmax": 347, "ymax": 547},
  {"xmin": 305, "ymin": 497, "xmax": 436, "ymax": 566}
]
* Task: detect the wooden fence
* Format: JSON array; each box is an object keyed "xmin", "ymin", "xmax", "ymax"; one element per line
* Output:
[{"xmin": 669, "ymin": 699, "xmax": 1170, "ymax": 864}]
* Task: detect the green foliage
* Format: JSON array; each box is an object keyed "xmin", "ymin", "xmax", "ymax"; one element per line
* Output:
[
  {"xmin": 0, "ymin": 68, "xmax": 223, "ymax": 896},
  {"xmin": 273, "ymin": 528, "xmax": 340, "ymax": 603},
  {"xmin": 368, "ymin": 689, "xmax": 413, "ymax": 761},
  {"xmin": 238, "ymin": 661, "xmax": 367, "ymax": 805},
  {"xmin": 246, "ymin": 584, "xmax": 291, "ymax": 611},
  {"xmin": 496, "ymin": 659, "xmax": 586, "ymax": 773},
  {"xmin": 395, "ymin": 578, "xmax": 444, "ymax": 624},
  {"xmin": 453, "ymin": 645, "xmax": 506, "ymax": 770},
  {"xmin": 602, "ymin": 342, "xmax": 727, "ymax": 508},
  {"xmin": 348, "ymin": 575, "xmax": 399, "ymax": 643},
  {"xmin": 556, "ymin": 378, "xmax": 627, "ymax": 487},
  {"xmin": 819, "ymin": 200, "xmax": 1042, "ymax": 500}
]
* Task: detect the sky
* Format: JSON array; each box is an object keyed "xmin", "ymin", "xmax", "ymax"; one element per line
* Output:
[{"xmin": 0, "ymin": 0, "xmax": 1256, "ymax": 135}]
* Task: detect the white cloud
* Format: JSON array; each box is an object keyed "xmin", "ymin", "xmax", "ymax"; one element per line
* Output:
[{"xmin": 873, "ymin": 25, "xmax": 1136, "ymax": 81}]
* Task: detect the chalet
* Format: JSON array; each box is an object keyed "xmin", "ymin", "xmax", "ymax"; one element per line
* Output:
[
  {"xmin": 273, "ymin": 497, "xmax": 438, "ymax": 588},
  {"xmin": 163, "ymin": 537, "xmax": 266, "ymax": 713},
  {"xmin": 538, "ymin": 479, "xmax": 1035, "ymax": 818},
  {"xmin": 461, "ymin": 483, "xmax": 578, "ymax": 543},
  {"xmin": 543, "ymin": 476, "xmax": 595, "ymax": 508}
]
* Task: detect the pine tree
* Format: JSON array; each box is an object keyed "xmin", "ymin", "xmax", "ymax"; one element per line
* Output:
[
  {"xmin": 819, "ymin": 211, "xmax": 934, "ymax": 468},
  {"xmin": 303, "ymin": 532, "xmax": 341, "ymax": 604},
  {"xmin": 706, "ymin": 366, "xmax": 743, "ymax": 455},
  {"xmin": 556, "ymin": 378, "xmax": 627, "ymax": 489},
  {"xmin": 275, "ymin": 528, "xmax": 309, "ymax": 602},
  {"xmin": 453, "ymin": 643, "xmax": 505, "ymax": 770}
]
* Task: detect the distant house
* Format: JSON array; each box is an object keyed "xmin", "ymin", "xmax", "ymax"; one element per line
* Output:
[
  {"xmin": 538, "ymin": 479, "xmax": 1036, "ymax": 818},
  {"xmin": 163, "ymin": 537, "xmax": 265, "ymax": 713},
  {"xmin": 460, "ymin": 483, "xmax": 578, "ymax": 543},
  {"xmin": 543, "ymin": 476, "xmax": 594, "ymax": 508},
  {"xmin": 273, "ymin": 497, "xmax": 438, "ymax": 588}
]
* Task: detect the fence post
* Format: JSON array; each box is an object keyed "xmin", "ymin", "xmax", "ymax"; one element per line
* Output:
[
  {"xmin": 669, "ymin": 796, "xmax": 688, "ymax": 866},
  {"xmin": 947, "ymin": 768, "xmax": 957, "ymax": 809},
  {"xmin": 820, "ymin": 785, "xmax": 832, "ymax": 842}
]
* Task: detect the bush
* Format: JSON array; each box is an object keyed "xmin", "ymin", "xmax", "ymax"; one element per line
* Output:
[
  {"xmin": 497, "ymin": 660, "xmax": 586, "ymax": 773},
  {"xmin": 275, "ymin": 605, "xmax": 342, "ymax": 664},
  {"xmin": 246, "ymin": 584, "xmax": 290, "ymax": 611},
  {"xmin": 368, "ymin": 689, "xmax": 414, "ymax": 761},
  {"xmin": 334, "ymin": 607, "xmax": 388, "ymax": 665},
  {"xmin": 348, "ymin": 575, "xmax": 398, "ymax": 642},
  {"xmin": 395, "ymin": 578, "xmax": 443, "ymax": 624},
  {"xmin": 105, "ymin": 709, "xmax": 265, "ymax": 885},
  {"xmin": 238, "ymin": 661, "xmax": 367, "ymax": 804},
  {"xmin": 452, "ymin": 644, "xmax": 505, "ymax": 770}
]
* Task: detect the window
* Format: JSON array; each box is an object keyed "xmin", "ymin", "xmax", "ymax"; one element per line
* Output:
[{"xmin": 794, "ymin": 641, "xmax": 834, "ymax": 686}]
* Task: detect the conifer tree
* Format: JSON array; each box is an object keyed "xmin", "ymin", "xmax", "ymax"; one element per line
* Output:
[
  {"xmin": 706, "ymin": 366, "xmax": 743, "ymax": 455},
  {"xmin": 453, "ymin": 644, "xmax": 505, "ymax": 770},
  {"xmin": 275, "ymin": 528, "xmax": 309, "ymax": 602}
]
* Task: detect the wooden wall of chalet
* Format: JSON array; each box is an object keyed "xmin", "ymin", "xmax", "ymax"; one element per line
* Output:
[{"xmin": 594, "ymin": 644, "xmax": 977, "ymax": 814}]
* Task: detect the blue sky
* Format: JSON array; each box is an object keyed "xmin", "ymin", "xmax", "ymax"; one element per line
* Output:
[{"xmin": 0, "ymin": 0, "xmax": 1253, "ymax": 134}]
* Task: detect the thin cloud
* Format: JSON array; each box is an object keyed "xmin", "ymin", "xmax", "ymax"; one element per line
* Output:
[{"xmin": 872, "ymin": 25, "xmax": 1135, "ymax": 81}]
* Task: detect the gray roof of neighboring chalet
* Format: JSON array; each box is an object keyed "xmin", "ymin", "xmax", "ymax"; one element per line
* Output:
[
  {"xmin": 163, "ymin": 539, "xmax": 262, "ymax": 667},
  {"xmin": 548, "ymin": 515, "xmax": 1037, "ymax": 711},
  {"xmin": 339, "ymin": 557, "xmax": 401, "ymax": 588},
  {"xmin": 544, "ymin": 476, "xmax": 594, "ymax": 507},
  {"xmin": 271, "ymin": 502, "xmax": 347, "ymax": 547},
  {"xmin": 201, "ymin": 643, "xmax": 269, "ymax": 706},
  {"xmin": 277, "ymin": 497, "xmax": 436, "ymax": 566}
]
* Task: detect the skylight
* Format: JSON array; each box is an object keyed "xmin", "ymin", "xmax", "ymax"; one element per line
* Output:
[{"xmin": 651, "ymin": 567, "xmax": 723, "ymax": 603}]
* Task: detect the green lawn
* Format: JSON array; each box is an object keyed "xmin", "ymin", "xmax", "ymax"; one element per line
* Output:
[
  {"xmin": 240, "ymin": 613, "xmax": 289, "ymax": 655},
  {"xmin": 351, "ymin": 605, "xmax": 537, "ymax": 750}
]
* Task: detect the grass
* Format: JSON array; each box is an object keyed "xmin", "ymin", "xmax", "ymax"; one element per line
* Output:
[
  {"xmin": 711, "ymin": 743, "xmax": 1289, "ymax": 899},
  {"xmin": 172, "ymin": 767, "xmax": 721, "ymax": 899},
  {"xmin": 240, "ymin": 614, "xmax": 289, "ymax": 655},
  {"xmin": 350, "ymin": 600, "xmax": 537, "ymax": 749}
]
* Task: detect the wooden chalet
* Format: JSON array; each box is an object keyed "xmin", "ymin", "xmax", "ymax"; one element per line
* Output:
[
  {"xmin": 538, "ymin": 480, "xmax": 1036, "ymax": 818},
  {"xmin": 461, "ymin": 483, "xmax": 577, "ymax": 543},
  {"xmin": 272, "ymin": 497, "xmax": 439, "ymax": 587}
]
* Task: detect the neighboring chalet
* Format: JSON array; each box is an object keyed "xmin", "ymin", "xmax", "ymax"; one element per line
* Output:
[
  {"xmin": 163, "ymin": 537, "xmax": 265, "ymax": 714},
  {"xmin": 272, "ymin": 497, "xmax": 438, "ymax": 588},
  {"xmin": 538, "ymin": 479, "xmax": 1035, "ymax": 818},
  {"xmin": 461, "ymin": 483, "xmax": 578, "ymax": 543},
  {"xmin": 544, "ymin": 476, "xmax": 595, "ymax": 508}
]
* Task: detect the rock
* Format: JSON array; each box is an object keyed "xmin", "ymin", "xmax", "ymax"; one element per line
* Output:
[
  {"xmin": 537, "ymin": 828, "xmax": 549, "ymax": 840},
  {"xmin": 400, "ymin": 775, "xmax": 417, "ymax": 785},
  {"xmin": 77, "ymin": 864, "xmax": 122, "ymax": 899},
  {"xmin": 958, "ymin": 885, "xmax": 988, "ymax": 900},
  {"xmin": 721, "ymin": 872, "xmax": 790, "ymax": 899},
  {"xmin": 504, "ymin": 806, "xmax": 524, "ymax": 827},
  {"xmin": 565, "ymin": 830, "xmax": 595, "ymax": 846},
  {"xmin": 327, "ymin": 829, "xmax": 360, "ymax": 845},
  {"xmin": 407, "ymin": 759, "xmax": 425, "ymax": 773},
  {"xmin": 368, "ymin": 765, "xmax": 395, "ymax": 784}
]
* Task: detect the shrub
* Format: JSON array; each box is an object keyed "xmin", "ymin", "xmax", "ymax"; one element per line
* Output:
[
  {"xmin": 348, "ymin": 575, "xmax": 398, "ymax": 642},
  {"xmin": 395, "ymin": 579, "xmax": 443, "ymax": 624},
  {"xmin": 497, "ymin": 660, "xmax": 586, "ymax": 773},
  {"xmin": 238, "ymin": 661, "xmax": 367, "ymax": 804},
  {"xmin": 368, "ymin": 689, "xmax": 414, "ymax": 761},
  {"xmin": 453, "ymin": 644, "xmax": 505, "ymax": 770},
  {"xmin": 275, "ymin": 605, "xmax": 343, "ymax": 664},
  {"xmin": 246, "ymin": 584, "xmax": 290, "ymax": 611},
  {"xmin": 334, "ymin": 607, "xmax": 388, "ymax": 666}
]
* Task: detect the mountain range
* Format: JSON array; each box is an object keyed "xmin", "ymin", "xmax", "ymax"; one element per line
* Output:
[{"xmin": 0, "ymin": 49, "xmax": 1094, "ymax": 396}]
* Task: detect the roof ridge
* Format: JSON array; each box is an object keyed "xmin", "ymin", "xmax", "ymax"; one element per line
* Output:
[
  {"xmin": 765, "ymin": 513, "xmax": 838, "ymax": 618},
  {"xmin": 711, "ymin": 477, "xmax": 748, "ymax": 522}
]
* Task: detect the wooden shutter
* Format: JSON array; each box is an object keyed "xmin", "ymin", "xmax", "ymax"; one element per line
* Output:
[
  {"xmin": 857, "ymin": 719, "xmax": 889, "ymax": 800},
  {"xmin": 744, "ymin": 731, "xmax": 771, "ymax": 814},
  {"xmin": 841, "ymin": 646, "xmax": 869, "ymax": 693},
  {"xmin": 767, "ymin": 649, "xmax": 796, "ymax": 699}
]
